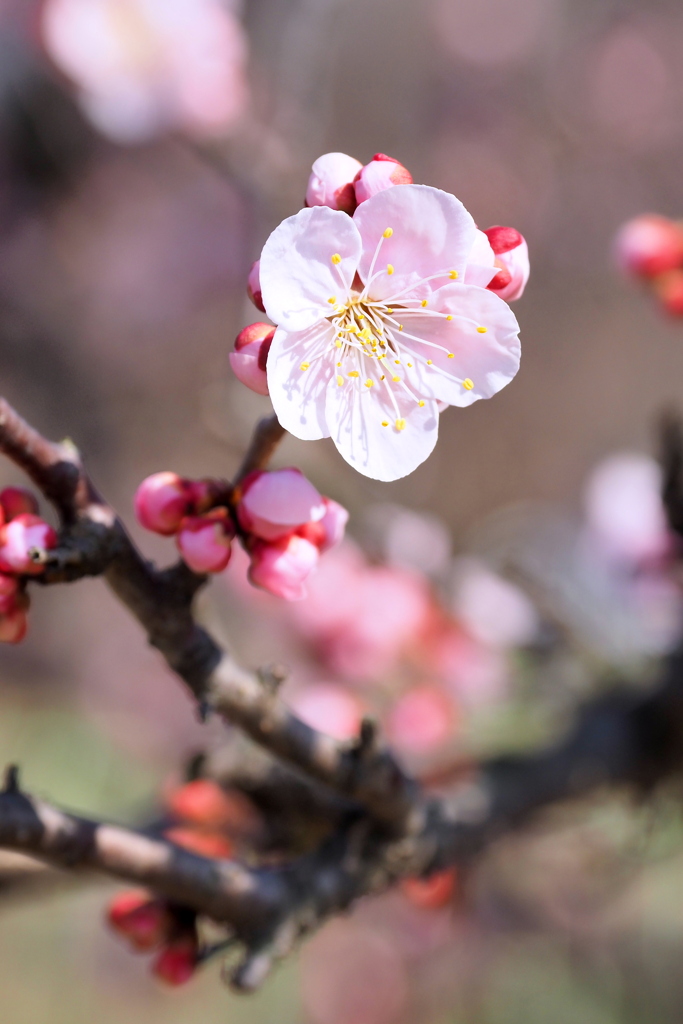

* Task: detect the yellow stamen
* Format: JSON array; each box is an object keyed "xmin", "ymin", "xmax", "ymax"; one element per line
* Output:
[
  {"xmin": 387, "ymin": 264, "xmax": 394, "ymax": 275},
  {"xmin": 327, "ymin": 296, "xmax": 336, "ymax": 304},
  {"xmin": 336, "ymin": 375, "xmax": 343, "ymax": 386},
  {"xmin": 447, "ymin": 353, "xmax": 454, "ymax": 359},
  {"xmin": 463, "ymin": 378, "xmax": 474, "ymax": 390},
  {"xmin": 395, "ymin": 418, "xmax": 407, "ymax": 431},
  {"xmin": 380, "ymin": 375, "xmax": 385, "ymax": 380},
  {"xmin": 331, "ymin": 253, "xmax": 342, "ymax": 264},
  {"xmin": 300, "ymin": 363, "xmax": 310, "ymax": 371},
  {"xmin": 449, "ymin": 270, "xmax": 459, "ymax": 280},
  {"xmin": 365, "ymin": 379, "xmax": 374, "ymax": 388},
  {"xmin": 383, "ymin": 228, "xmax": 394, "ymax": 238},
  {"xmin": 337, "ymin": 362, "xmax": 342, "ymax": 367},
  {"xmin": 348, "ymin": 371, "xmax": 360, "ymax": 378},
  {"xmin": 382, "ymin": 420, "xmax": 389, "ymax": 427},
  {"xmin": 446, "ymin": 315, "xmax": 453, "ymax": 321},
  {"xmin": 421, "ymin": 299, "xmax": 428, "ymax": 307},
  {"xmin": 418, "ymin": 401, "xmax": 425, "ymax": 407},
  {"xmin": 427, "ymin": 359, "xmax": 433, "ymax": 365},
  {"xmin": 394, "ymin": 360, "xmax": 400, "ymax": 364},
  {"xmin": 386, "ymin": 308, "xmax": 394, "ymax": 313},
  {"xmin": 392, "ymin": 375, "xmax": 401, "ymax": 382},
  {"xmin": 335, "ymin": 339, "xmax": 342, "ymax": 348},
  {"xmin": 399, "ymin": 325, "xmax": 404, "ymax": 331},
  {"xmin": 477, "ymin": 326, "xmax": 488, "ymax": 334},
  {"xmin": 407, "ymin": 362, "xmax": 413, "ymax": 368}
]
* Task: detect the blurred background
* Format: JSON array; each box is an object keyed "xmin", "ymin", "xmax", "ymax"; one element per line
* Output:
[{"xmin": 2, "ymin": 0, "xmax": 683, "ymax": 1020}]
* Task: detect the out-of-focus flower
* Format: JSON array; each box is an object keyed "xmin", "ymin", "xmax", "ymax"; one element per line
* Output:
[
  {"xmin": 164, "ymin": 826, "xmax": 234, "ymax": 858},
  {"xmin": 306, "ymin": 152, "xmax": 363, "ymax": 214},
  {"xmin": 354, "ymin": 153, "xmax": 413, "ymax": 205},
  {"xmin": 237, "ymin": 468, "xmax": 326, "ymax": 542},
  {"xmin": 0, "ymin": 514, "xmax": 58, "ymax": 576},
  {"xmin": 259, "ymin": 183, "xmax": 520, "ymax": 480},
  {"xmin": 0, "ymin": 574, "xmax": 20, "ymax": 616},
  {"xmin": 0, "ymin": 487, "xmax": 39, "ymax": 520},
  {"xmin": 289, "ymin": 682, "xmax": 364, "ymax": 740},
  {"xmin": 166, "ymin": 778, "xmax": 252, "ymax": 831},
  {"xmin": 386, "ymin": 684, "xmax": 457, "ymax": 755},
  {"xmin": 452, "ymin": 558, "xmax": 539, "ymax": 649},
  {"xmin": 365, "ymin": 504, "xmax": 452, "ymax": 578},
  {"xmin": 401, "ymin": 868, "xmax": 458, "ymax": 910},
  {"xmin": 247, "ymin": 260, "xmax": 265, "ymax": 312},
  {"xmin": 107, "ymin": 890, "xmax": 172, "ymax": 952},
  {"xmin": 230, "ymin": 322, "xmax": 274, "ymax": 396},
  {"xmin": 40, "ymin": 0, "xmax": 248, "ymax": 144},
  {"xmin": 0, "ymin": 607, "xmax": 28, "ymax": 644},
  {"xmin": 614, "ymin": 215, "xmax": 683, "ymax": 280},
  {"xmin": 248, "ymin": 533, "xmax": 320, "ymax": 601},
  {"xmin": 653, "ymin": 270, "xmax": 683, "ymax": 316},
  {"xmin": 176, "ymin": 508, "xmax": 234, "ymax": 573}
]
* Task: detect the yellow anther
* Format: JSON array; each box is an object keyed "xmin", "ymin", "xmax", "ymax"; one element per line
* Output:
[
  {"xmin": 447, "ymin": 353, "xmax": 455, "ymax": 359},
  {"xmin": 446, "ymin": 315, "xmax": 453, "ymax": 321},
  {"xmin": 418, "ymin": 401, "xmax": 425, "ymax": 407},
  {"xmin": 300, "ymin": 362, "xmax": 310, "ymax": 371},
  {"xmin": 399, "ymin": 325, "xmax": 404, "ymax": 331},
  {"xmin": 337, "ymin": 361, "xmax": 342, "ymax": 367},
  {"xmin": 395, "ymin": 418, "xmax": 407, "ymax": 431},
  {"xmin": 382, "ymin": 420, "xmax": 389, "ymax": 427},
  {"xmin": 327, "ymin": 296, "xmax": 337, "ymax": 304},
  {"xmin": 380, "ymin": 375, "xmax": 385, "ymax": 380},
  {"xmin": 392, "ymin": 375, "xmax": 401, "ymax": 382},
  {"xmin": 348, "ymin": 324, "xmax": 358, "ymax": 334},
  {"xmin": 331, "ymin": 253, "xmax": 342, "ymax": 264},
  {"xmin": 407, "ymin": 362, "xmax": 413, "ymax": 368},
  {"xmin": 394, "ymin": 359, "xmax": 400, "ymax": 364},
  {"xmin": 383, "ymin": 228, "xmax": 394, "ymax": 238},
  {"xmin": 348, "ymin": 371, "xmax": 360, "ymax": 378},
  {"xmin": 463, "ymin": 378, "xmax": 474, "ymax": 390},
  {"xmin": 386, "ymin": 308, "xmax": 394, "ymax": 314},
  {"xmin": 421, "ymin": 299, "xmax": 428, "ymax": 307},
  {"xmin": 449, "ymin": 270, "xmax": 459, "ymax": 280},
  {"xmin": 365, "ymin": 379, "xmax": 374, "ymax": 388},
  {"xmin": 378, "ymin": 354, "xmax": 386, "ymax": 359},
  {"xmin": 387, "ymin": 264, "xmax": 394, "ymax": 275},
  {"xmin": 427, "ymin": 359, "xmax": 433, "ymax": 365},
  {"xmin": 336, "ymin": 375, "xmax": 344, "ymax": 386},
  {"xmin": 477, "ymin": 326, "xmax": 488, "ymax": 333}
]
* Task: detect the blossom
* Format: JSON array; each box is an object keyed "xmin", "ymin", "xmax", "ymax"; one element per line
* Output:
[
  {"xmin": 0, "ymin": 514, "xmax": 58, "ymax": 575},
  {"xmin": 614, "ymin": 214, "xmax": 683, "ymax": 279},
  {"xmin": 40, "ymin": 0, "xmax": 248, "ymax": 143},
  {"xmin": 259, "ymin": 184, "xmax": 521, "ymax": 480}
]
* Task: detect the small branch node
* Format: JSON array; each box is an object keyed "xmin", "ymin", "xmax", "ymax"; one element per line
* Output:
[
  {"xmin": 257, "ymin": 663, "xmax": 289, "ymax": 694},
  {"xmin": 3, "ymin": 765, "xmax": 20, "ymax": 794}
]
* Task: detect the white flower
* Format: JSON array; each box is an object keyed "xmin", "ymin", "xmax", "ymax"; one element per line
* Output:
[{"xmin": 259, "ymin": 184, "xmax": 521, "ymax": 481}]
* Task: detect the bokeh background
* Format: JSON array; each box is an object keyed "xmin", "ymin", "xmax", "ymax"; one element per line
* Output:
[{"xmin": 2, "ymin": 0, "xmax": 683, "ymax": 1021}]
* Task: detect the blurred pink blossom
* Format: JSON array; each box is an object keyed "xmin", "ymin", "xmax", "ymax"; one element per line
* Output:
[
  {"xmin": 452, "ymin": 557, "xmax": 538, "ymax": 649},
  {"xmin": 386, "ymin": 684, "xmax": 457, "ymax": 755},
  {"xmin": 288, "ymin": 682, "xmax": 363, "ymax": 740},
  {"xmin": 40, "ymin": 0, "xmax": 248, "ymax": 143}
]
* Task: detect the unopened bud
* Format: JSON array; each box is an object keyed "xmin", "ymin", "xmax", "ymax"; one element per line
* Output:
[
  {"xmin": 0, "ymin": 574, "xmax": 20, "ymax": 616},
  {"xmin": 306, "ymin": 152, "xmax": 363, "ymax": 214},
  {"xmin": 238, "ymin": 468, "xmax": 325, "ymax": 542},
  {"xmin": 401, "ymin": 868, "xmax": 458, "ymax": 910},
  {"xmin": 0, "ymin": 514, "xmax": 58, "ymax": 575},
  {"xmin": 230, "ymin": 323, "xmax": 274, "ymax": 396},
  {"xmin": 484, "ymin": 226, "xmax": 530, "ymax": 302},
  {"xmin": 247, "ymin": 259, "xmax": 265, "ymax": 312},
  {"xmin": 615, "ymin": 215, "xmax": 683, "ymax": 280},
  {"xmin": 248, "ymin": 534, "xmax": 320, "ymax": 601},
  {"xmin": 134, "ymin": 472, "xmax": 192, "ymax": 536},
  {"xmin": 176, "ymin": 509, "xmax": 234, "ymax": 574},
  {"xmin": 107, "ymin": 890, "xmax": 172, "ymax": 952},
  {"xmin": 152, "ymin": 935, "xmax": 198, "ymax": 986},
  {"xmin": 0, "ymin": 487, "xmax": 39, "ymax": 521},
  {"xmin": 354, "ymin": 153, "xmax": 413, "ymax": 205},
  {"xmin": 164, "ymin": 826, "xmax": 234, "ymax": 859},
  {"xmin": 654, "ymin": 269, "xmax": 683, "ymax": 316}
]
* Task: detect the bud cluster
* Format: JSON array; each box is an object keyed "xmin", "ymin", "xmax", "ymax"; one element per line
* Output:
[
  {"xmin": 107, "ymin": 890, "xmax": 199, "ymax": 986},
  {"xmin": 0, "ymin": 488, "xmax": 58, "ymax": 644},
  {"xmin": 615, "ymin": 214, "xmax": 683, "ymax": 316},
  {"xmin": 134, "ymin": 468, "xmax": 348, "ymax": 600},
  {"xmin": 234, "ymin": 151, "xmax": 529, "ymax": 397}
]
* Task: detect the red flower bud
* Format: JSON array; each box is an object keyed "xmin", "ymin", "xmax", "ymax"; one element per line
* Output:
[
  {"xmin": 164, "ymin": 826, "xmax": 234, "ymax": 859},
  {"xmin": 248, "ymin": 534, "xmax": 319, "ymax": 601},
  {"xmin": 0, "ymin": 487, "xmax": 39, "ymax": 521},
  {"xmin": 354, "ymin": 154, "xmax": 413, "ymax": 205},
  {"xmin": 107, "ymin": 890, "xmax": 172, "ymax": 952},
  {"xmin": 176, "ymin": 509, "xmax": 234, "ymax": 574},
  {"xmin": 615, "ymin": 215, "xmax": 683, "ymax": 280},
  {"xmin": 0, "ymin": 514, "xmax": 57, "ymax": 575},
  {"xmin": 230, "ymin": 323, "xmax": 275, "ymax": 396},
  {"xmin": 0, "ymin": 574, "xmax": 20, "ymax": 616},
  {"xmin": 401, "ymin": 868, "xmax": 458, "ymax": 910},
  {"xmin": 152, "ymin": 935, "xmax": 198, "ymax": 986},
  {"xmin": 134, "ymin": 472, "xmax": 192, "ymax": 536},
  {"xmin": 654, "ymin": 269, "xmax": 683, "ymax": 316}
]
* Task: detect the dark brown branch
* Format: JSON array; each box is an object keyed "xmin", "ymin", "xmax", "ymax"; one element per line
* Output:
[{"xmin": 234, "ymin": 414, "xmax": 287, "ymax": 486}]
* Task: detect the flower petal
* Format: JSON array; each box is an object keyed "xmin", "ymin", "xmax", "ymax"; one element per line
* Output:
[
  {"xmin": 259, "ymin": 206, "xmax": 362, "ymax": 331},
  {"xmin": 325, "ymin": 378, "xmax": 439, "ymax": 481},
  {"xmin": 267, "ymin": 323, "xmax": 335, "ymax": 439},
  {"xmin": 353, "ymin": 184, "xmax": 476, "ymax": 303},
  {"xmin": 397, "ymin": 284, "xmax": 520, "ymax": 408},
  {"xmin": 464, "ymin": 229, "xmax": 498, "ymax": 288}
]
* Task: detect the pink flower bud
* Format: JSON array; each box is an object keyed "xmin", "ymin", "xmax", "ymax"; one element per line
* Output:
[
  {"xmin": 248, "ymin": 534, "xmax": 320, "ymax": 601},
  {"xmin": 484, "ymin": 226, "xmax": 530, "ymax": 302},
  {"xmin": 0, "ymin": 487, "xmax": 39, "ymax": 521},
  {"xmin": 107, "ymin": 890, "xmax": 173, "ymax": 952},
  {"xmin": 615, "ymin": 215, "xmax": 683, "ymax": 280},
  {"xmin": 247, "ymin": 259, "xmax": 265, "ymax": 312},
  {"xmin": 237, "ymin": 468, "xmax": 325, "ymax": 541},
  {"xmin": 176, "ymin": 509, "xmax": 234, "ymax": 574},
  {"xmin": 134, "ymin": 472, "xmax": 192, "ymax": 536},
  {"xmin": 152, "ymin": 935, "xmax": 198, "ymax": 986},
  {"xmin": 0, "ymin": 607, "xmax": 28, "ymax": 644},
  {"xmin": 654, "ymin": 269, "xmax": 683, "ymax": 316},
  {"xmin": 316, "ymin": 497, "xmax": 349, "ymax": 552},
  {"xmin": 0, "ymin": 574, "xmax": 20, "ymax": 616},
  {"xmin": 305, "ymin": 152, "xmax": 363, "ymax": 214},
  {"xmin": 354, "ymin": 153, "xmax": 413, "ymax": 205},
  {"xmin": 229, "ymin": 322, "xmax": 274, "ymax": 396},
  {"xmin": 0, "ymin": 514, "xmax": 58, "ymax": 575}
]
